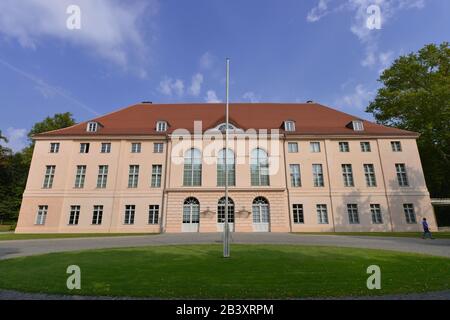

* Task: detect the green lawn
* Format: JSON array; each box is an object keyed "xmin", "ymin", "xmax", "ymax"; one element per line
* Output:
[
  {"xmin": 0, "ymin": 225, "xmax": 13, "ymax": 232},
  {"xmin": 0, "ymin": 233, "xmax": 158, "ymax": 241},
  {"xmin": 294, "ymin": 232, "xmax": 450, "ymax": 239},
  {"xmin": 0, "ymin": 244, "xmax": 448, "ymax": 298}
]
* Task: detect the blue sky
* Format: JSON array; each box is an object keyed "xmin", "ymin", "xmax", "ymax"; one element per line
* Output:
[{"xmin": 0, "ymin": 0, "xmax": 448, "ymax": 151}]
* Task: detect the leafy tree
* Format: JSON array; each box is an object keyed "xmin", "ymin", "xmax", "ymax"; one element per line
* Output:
[
  {"xmin": 22, "ymin": 112, "xmax": 76, "ymax": 165},
  {"xmin": 0, "ymin": 113, "xmax": 76, "ymax": 223},
  {"xmin": 367, "ymin": 42, "xmax": 450, "ymax": 198}
]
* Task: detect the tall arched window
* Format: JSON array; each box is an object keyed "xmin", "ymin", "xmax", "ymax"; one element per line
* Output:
[
  {"xmin": 217, "ymin": 149, "xmax": 235, "ymax": 186},
  {"xmin": 183, "ymin": 197, "xmax": 200, "ymax": 224},
  {"xmin": 252, "ymin": 196, "xmax": 270, "ymax": 224},
  {"xmin": 217, "ymin": 197, "xmax": 234, "ymax": 223},
  {"xmin": 250, "ymin": 148, "xmax": 270, "ymax": 186},
  {"xmin": 183, "ymin": 148, "xmax": 202, "ymax": 186}
]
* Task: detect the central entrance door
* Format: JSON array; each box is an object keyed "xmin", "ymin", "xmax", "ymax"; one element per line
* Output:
[
  {"xmin": 252, "ymin": 197, "xmax": 270, "ymax": 232},
  {"xmin": 217, "ymin": 197, "xmax": 235, "ymax": 232},
  {"xmin": 182, "ymin": 197, "xmax": 200, "ymax": 232}
]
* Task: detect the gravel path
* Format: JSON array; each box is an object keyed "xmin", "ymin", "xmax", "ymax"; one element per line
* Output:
[{"xmin": 0, "ymin": 232, "xmax": 449, "ymax": 260}]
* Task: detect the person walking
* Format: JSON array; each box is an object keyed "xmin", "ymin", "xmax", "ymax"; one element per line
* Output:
[{"xmin": 422, "ymin": 218, "xmax": 434, "ymax": 239}]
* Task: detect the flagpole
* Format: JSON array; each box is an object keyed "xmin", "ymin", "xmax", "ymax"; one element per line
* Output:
[{"xmin": 223, "ymin": 58, "xmax": 230, "ymax": 258}]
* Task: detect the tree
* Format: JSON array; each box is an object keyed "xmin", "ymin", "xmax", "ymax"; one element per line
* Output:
[
  {"xmin": 22, "ymin": 112, "xmax": 76, "ymax": 165},
  {"xmin": 367, "ymin": 42, "xmax": 450, "ymax": 198},
  {"xmin": 0, "ymin": 113, "xmax": 76, "ymax": 223}
]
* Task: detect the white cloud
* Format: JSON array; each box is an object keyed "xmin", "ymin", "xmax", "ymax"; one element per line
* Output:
[
  {"xmin": 242, "ymin": 91, "xmax": 260, "ymax": 103},
  {"xmin": 307, "ymin": 0, "xmax": 331, "ymax": 22},
  {"xmin": 336, "ymin": 84, "xmax": 375, "ymax": 110},
  {"xmin": 199, "ymin": 52, "xmax": 215, "ymax": 70},
  {"xmin": 306, "ymin": 0, "xmax": 428, "ymax": 69},
  {"xmin": 378, "ymin": 50, "xmax": 394, "ymax": 72},
  {"xmin": 158, "ymin": 77, "xmax": 184, "ymax": 96},
  {"xmin": 188, "ymin": 73, "xmax": 204, "ymax": 96},
  {"xmin": 4, "ymin": 127, "xmax": 28, "ymax": 152},
  {"xmin": 205, "ymin": 90, "xmax": 221, "ymax": 103},
  {"xmin": 0, "ymin": 0, "xmax": 156, "ymax": 72}
]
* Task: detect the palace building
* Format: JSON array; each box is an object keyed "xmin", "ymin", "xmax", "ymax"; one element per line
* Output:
[{"xmin": 16, "ymin": 102, "xmax": 436, "ymax": 233}]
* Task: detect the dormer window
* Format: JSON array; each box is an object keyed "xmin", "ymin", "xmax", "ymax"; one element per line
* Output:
[
  {"xmin": 87, "ymin": 122, "xmax": 98, "ymax": 132},
  {"xmin": 156, "ymin": 121, "xmax": 168, "ymax": 132},
  {"xmin": 284, "ymin": 120, "xmax": 296, "ymax": 132},
  {"xmin": 351, "ymin": 120, "xmax": 364, "ymax": 131}
]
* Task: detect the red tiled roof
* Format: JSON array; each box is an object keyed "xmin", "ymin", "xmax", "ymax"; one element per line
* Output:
[{"xmin": 35, "ymin": 103, "xmax": 417, "ymax": 137}]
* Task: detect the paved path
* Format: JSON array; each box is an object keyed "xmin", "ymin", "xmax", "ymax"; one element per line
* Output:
[{"xmin": 0, "ymin": 233, "xmax": 449, "ymax": 260}]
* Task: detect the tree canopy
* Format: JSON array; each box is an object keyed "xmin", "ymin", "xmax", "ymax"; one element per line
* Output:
[
  {"xmin": 0, "ymin": 113, "xmax": 76, "ymax": 223},
  {"xmin": 367, "ymin": 42, "xmax": 450, "ymax": 197}
]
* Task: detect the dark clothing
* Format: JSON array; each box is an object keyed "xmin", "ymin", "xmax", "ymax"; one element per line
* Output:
[{"xmin": 422, "ymin": 220, "xmax": 433, "ymax": 239}]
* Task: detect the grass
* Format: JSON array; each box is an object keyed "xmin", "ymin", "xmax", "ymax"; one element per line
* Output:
[
  {"xmin": 0, "ymin": 244, "xmax": 448, "ymax": 298},
  {"xmin": 0, "ymin": 233, "xmax": 158, "ymax": 241},
  {"xmin": 294, "ymin": 232, "xmax": 450, "ymax": 239},
  {"xmin": 0, "ymin": 225, "xmax": 13, "ymax": 232}
]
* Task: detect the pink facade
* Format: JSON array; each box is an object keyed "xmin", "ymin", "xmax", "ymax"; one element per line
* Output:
[{"xmin": 16, "ymin": 103, "xmax": 437, "ymax": 233}]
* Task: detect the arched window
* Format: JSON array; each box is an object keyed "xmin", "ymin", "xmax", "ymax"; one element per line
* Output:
[
  {"xmin": 183, "ymin": 148, "xmax": 202, "ymax": 186},
  {"xmin": 250, "ymin": 148, "xmax": 270, "ymax": 186},
  {"xmin": 217, "ymin": 149, "xmax": 235, "ymax": 186},
  {"xmin": 252, "ymin": 197, "xmax": 270, "ymax": 224},
  {"xmin": 183, "ymin": 197, "xmax": 200, "ymax": 224},
  {"xmin": 217, "ymin": 197, "xmax": 234, "ymax": 223}
]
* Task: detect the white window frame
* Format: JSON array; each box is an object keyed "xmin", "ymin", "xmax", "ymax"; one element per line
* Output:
[
  {"xmin": 156, "ymin": 121, "xmax": 168, "ymax": 132},
  {"xmin": 148, "ymin": 205, "xmax": 159, "ymax": 224},
  {"xmin": 396, "ymin": 163, "xmax": 409, "ymax": 187},
  {"xmin": 97, "ymin": 165, "xmax": 108, "ymax": 188},
  {"xmin": 128, "ymin": 165, "xmax": 139, "ymax": 188},
  {"xmin": 339, "ymin": 142, "xmax": 350, "ymax": 152},
  {"xmin": 80, "ymin": 143, "xmax": 90, "ymax": 154},
  {"xmin": 50, "ymin": 143, "xmax": 60, "ymax": 153},
  {"xmin": 68, "ymin": 205, "xmax": 80, "ymax": 225},
  {"xmin": 101, "ymin": 142, "xmax": 111, "ymax": 153},
  {"xmin": 317, "ymin": 204, "xmax": 328, "ymax": 224},
  {"xmin": 312, "ymin": 164, "xmax": 324, "ymax": 187},
  {"xmin": 124, "ymin": 205, "xmax": 136, "ymax": 225},
  {"xmin": 364, "ymin": 164, "xmax": 377, "ymax": 187},
  {"xmin": 360, "ymin": 141, "xmax": 371, "ymax": 152},
  {"xmin": 284, "ymin": 120, "xmax": 295, "ymax": 132},
  {"xmin": 370, "ymin": 204, "xmax": 383, "ymax": 224},
  {"xmin": 87, "ymin": 122, "xmax": 98, "ymax": 132},
  {"xmin": 43, "ymin": 165, "xmax": 56, "ymax": 189},
  {"xmin": 288, "ymin": 142, "xmax": 299, "ymax": 153},
  {"xmin": 403, "ymin": 203, "xmax": 416, "ymax": 224},
  {"xmin": 391, "ymin": 141, "xmax": 402, "ymax": 152},
  {"xmin": 352, "ymin": 120, "xmax": 364, "ymax": 131},
  {"xmin": 289, "ymin": 164, "xmax": 301, "ymax": 187},
  {"xmin": 92, "ymin": 205, "xmax": 103, "ymax": 225},
  {"xmin": 310, "ymin": 142, "xmax": 321, "ymax": 153},
  {"xmin": 151, "ymin": 165, "xmax": 162, "ymax": 188},
  {"xmin": 131, "ymin": 142, "xmax": 141, "ymax": 153},
  {"xmin": 35, "ymin": 205, "xmax": 48, "ymax": 225},
  {"xmin": 347, "ymin": 203, "xmax": 359, "ymax": 224},
  {"xmin": 74, "ymin": 165, "xmax": 87, "ymax": 189},
  {"xmin": 153, "ymin": 143, "xmax": 164, "ymax": 153},
  {"xmin": 342, "ymin": 164, "xmax": 354, "ymax": 187},
  {"xmin": 292, "ymin": 204, "xmax": 304, "ymax": 224}
]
